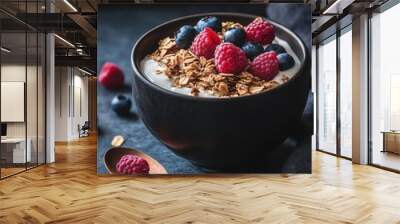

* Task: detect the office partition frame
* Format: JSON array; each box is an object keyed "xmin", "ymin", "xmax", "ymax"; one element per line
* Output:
[
  {"xmin": 315, "ymin": 22, "xmax": 353, "ymax": 161},
  {"xmin": 0, "ymin": 0, "xmax": 47, "ymax": 180}
]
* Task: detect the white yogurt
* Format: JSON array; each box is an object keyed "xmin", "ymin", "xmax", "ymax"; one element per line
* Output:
[
  {"xmin": 140, "ymin": 36, "xmax": 301, "ymax": 97},
  {"xmin": 140, "ymin": 59, "xmax": 217, "ymax": 97}
]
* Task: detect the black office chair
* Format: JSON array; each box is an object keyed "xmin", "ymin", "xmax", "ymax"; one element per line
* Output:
[{"xmin": 78, "ymin": 121, "xmax": 90, "ymax": 138}]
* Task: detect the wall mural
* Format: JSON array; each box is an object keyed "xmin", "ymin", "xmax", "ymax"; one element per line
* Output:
[{"xmin": 97, "ymin": 3, "xmax": 312, "ymax": 175}]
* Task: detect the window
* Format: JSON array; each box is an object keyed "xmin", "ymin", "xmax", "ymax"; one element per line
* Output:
[
  {"xmin": 370, "ymin": 3, "xmax": 400, "ymax": 171},
  {"xmin": 339, "ymin": 27, "xmax": 352, "ymax": 158},
  {"xmin": 317, "ymin": 36, "xmax": 337, "ymax": 154}
]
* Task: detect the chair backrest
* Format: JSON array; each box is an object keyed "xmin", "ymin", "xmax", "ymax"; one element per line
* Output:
[{"xmin": 82, "ymin": 121, "xmax": 90, "ymax": 129}]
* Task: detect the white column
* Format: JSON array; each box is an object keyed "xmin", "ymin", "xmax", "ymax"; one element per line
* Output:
[
  {"xmin": 46, "ymin": 32, "xmax": 55, "ymax": 163},
  {"xmin": 352, "ymin": 14, "xmax": 369, "ymax": 164},
  {"xmin": 45, "ymin": 0, "xmax": 56, "ymax": 163}
]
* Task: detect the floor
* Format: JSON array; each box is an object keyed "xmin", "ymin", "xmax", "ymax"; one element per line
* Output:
[
  {"xmin": 1, "ymin": 167, "xmax": 25, "ymax": 177},
  {"xmin": 1, "ymin": 163, "xmax": 43, "ymax": 178},
  {"xmin": 372, "ymin": 150, "xmax": 400, "ymax": 171},
  {"xmin": 0, "ymin": 135, "xmax": 400, "ymax": 223}
]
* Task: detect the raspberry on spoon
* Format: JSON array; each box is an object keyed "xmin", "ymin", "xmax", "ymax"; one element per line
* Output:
[{"xmin": 116, "ymin": 154, "xmax": 150, "ymax": 175}]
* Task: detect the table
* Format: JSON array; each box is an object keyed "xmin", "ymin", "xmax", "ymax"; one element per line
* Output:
[
  {"xmin": 382, "ymin": 131, "xmax": 400, "ymax": 154},
  {"xmin": 1, "ymin": 138, "xmax": 31, "ymax": 164}
]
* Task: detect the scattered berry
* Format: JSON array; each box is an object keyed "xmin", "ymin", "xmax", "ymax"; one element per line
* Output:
[
  {"xmin": 116, "ymin": 154, "xmax": 150, "ymax": 175},
  {"xmin": 214, "ymin": 43, "xmax": 248, "ymax": 74},
  {"xmin": 99, "ymin": 62, "xmax": 124, "ymax": 89},
  {"xmin": 223, "ymin": 28, "xmax": 246, "ymax": 47},
  {"xmin": 111, "ymin": 95, "xmax": 132, "ymax": 115},
  {"xmin": 195, "ymin": 16, "xmax": 221, "ymax": 33},
  {"xmin": 250, "ymin": 51, "xmax": 279, "ymax": 81},
  {"xmin": 245, "ymin": 17, "xmax": 275, "ymax": 45},
  {"xmin": 175, "ymin": 25, "xmax": 197, "ymax": 49},
  {"xmin": 191, "ymin": 27, "xmax": 221, "ymax": 59},
  {"xmin": 265, "ymin": 43, "xmax": 286, "ymax": 55},
  {"xmin": 277, "ymin": 53, "xmax": 295, "ymax": 71},
  {"xmin": 241, "ymin": 42, "xmax": 264, "ymax": 60}
]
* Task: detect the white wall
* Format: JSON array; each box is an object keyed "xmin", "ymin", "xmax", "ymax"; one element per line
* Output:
[
  {"xmin": 1, "ymin": 65, "xmax": 26, "ymax": 136},
  {"xmin": 1, "ymin": 64, "xmax": 42, "ymax": 137},
  {"xmin": 54, "ymin": 67, "xmax": 89, "ymax": 141},
  {"xmin": 72, "ymin": 73, "xmax": 89, "ymax": 138},
  {"xmin": 55, "ymin": 66, "xmax": 68, "ymax": 141}
]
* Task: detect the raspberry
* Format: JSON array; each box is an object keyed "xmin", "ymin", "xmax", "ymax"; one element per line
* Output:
[
  {"xmin": 99, "ymin": 62, "xmax": 124, "ymax": 89},
  {"xmin": 214, "ymin": 43, "xmax": 248, "ymax": 74},
  {"xmin": 250, "ymin": 51, "xmax": 279, "ymax": 81},
  {"xmin": 116, "ymin": 154, "xmax": 150, "ymax": 175},
  {"xmin": 245, "ymin": 17, "xmax": 275, "ymax": 45},
  {"xmin": 191, "ymin": 27, "xmax": 221, "ymax": 59}
]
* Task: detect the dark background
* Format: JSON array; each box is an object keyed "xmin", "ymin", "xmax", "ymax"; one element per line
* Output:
[{"xmin": 97, "ymin": 3, "xmax": 312, "ymax": 174}]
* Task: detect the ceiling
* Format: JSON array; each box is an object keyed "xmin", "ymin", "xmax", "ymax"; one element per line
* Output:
[{"xmin": 0, "ymin": 0, "xmax": 391, "ymax": 72}]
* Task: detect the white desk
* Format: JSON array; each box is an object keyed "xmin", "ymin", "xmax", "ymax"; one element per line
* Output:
[{"xmin": 1, "ymin": 138, "xmax": 31, "ymax": 163}]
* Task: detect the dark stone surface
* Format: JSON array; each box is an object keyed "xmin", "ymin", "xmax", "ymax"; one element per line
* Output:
[{"xmin": 97, "ymin": 3, "xmax": 312, "ymax": 174}]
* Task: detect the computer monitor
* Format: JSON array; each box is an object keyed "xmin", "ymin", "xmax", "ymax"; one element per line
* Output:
[{"xmin": 1, "ymin": 123, "xmax": 7, "ymax": 137}]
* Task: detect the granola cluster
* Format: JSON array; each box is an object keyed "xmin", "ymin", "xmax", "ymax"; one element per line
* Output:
[{"xmin": 147, "ymin": 22, "xmax": 289, "ymax": 97}]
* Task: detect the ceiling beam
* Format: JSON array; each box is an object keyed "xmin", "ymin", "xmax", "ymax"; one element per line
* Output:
[
  {"xmin": 322, "ymin": 0, "xmax": 356, "ymax": 14},
  {"xmin": 67, "ymin": 13, "xmax": 97, "ymax": 39},
  {"xmin": 55, "ymin": 55, "xmax": 96, "ymax": 71},
  {"xmin": 52, "ymin": 0, "xmax": 97, "ymax": 46}
]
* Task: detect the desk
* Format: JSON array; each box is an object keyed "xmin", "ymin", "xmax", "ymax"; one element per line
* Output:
[
  {"xmin": 382, "ymin": 131, "xmax": 400, "ymax": 154},
  {"xmin": 1, "ymin": 138, "xmax": 31, "ymax": 163}
]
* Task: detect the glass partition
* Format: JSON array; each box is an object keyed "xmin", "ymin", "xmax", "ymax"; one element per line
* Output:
[
  {"xmin": 317, "ymin": 35, "xmax": 337, "ymax": 154},
  {"xmin": 1, "ymin": 30, "xmax": 28, "ymax": 177},
  {"xmin": 370, "ymin": 3, "xmax": 400, "ymax": 171},
  {"xmin": 27, "ymin": 30, "xmax": 39, "ymax": 169},
  {"xmin": 0, "ymin": 2, "xmax": 46, "ymax": 179}
]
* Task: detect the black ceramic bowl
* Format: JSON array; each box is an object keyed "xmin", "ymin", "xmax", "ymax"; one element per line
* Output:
[{"xmin": 132, "ymin": 13, "xmax": 310, "ymax": 170}]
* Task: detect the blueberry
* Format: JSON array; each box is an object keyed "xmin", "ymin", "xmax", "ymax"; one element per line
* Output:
[
  {"xmin": 264, "ymin": 43, "xmax": 286, "ymax": 55},
  {"xmin": 223, "ymin": 28, "xmax": 246, "ymax": 47},
  {"xmin": 241, "ymin": 42, "xmax": 264, "ymax": 60},
  {"xmin": 277, "ymin": 53, "xmax": 295, "ymax": 71},
  {"xmin": 175, "ymin": 25, "xmax": 197, "ymax": 49},
  {"xmin": 111, "ymin": 95, "xmax": 132, "ymax": 115},
  {"xmin": 195, "ymin": 16, "xmax": 221, "ymax": 33}
]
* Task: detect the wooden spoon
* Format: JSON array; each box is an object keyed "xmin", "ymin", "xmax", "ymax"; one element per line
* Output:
[{"xmin": 104, "ymin": 146, "xmax": 167, "ymax": 175}]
